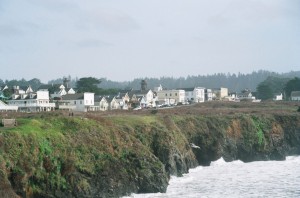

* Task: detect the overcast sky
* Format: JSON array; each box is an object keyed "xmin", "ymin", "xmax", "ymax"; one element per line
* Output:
[{"xmin": 1, "ymin": 0, "xmax": 299, "ymax": 83}]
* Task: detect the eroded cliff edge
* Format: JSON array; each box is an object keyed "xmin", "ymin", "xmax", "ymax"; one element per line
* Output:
[{"xmin": 1, "ymin": 110, "xmax": 300, "ymax": 197}]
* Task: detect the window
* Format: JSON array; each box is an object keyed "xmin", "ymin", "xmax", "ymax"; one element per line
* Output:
[
  {"xmin": 74, "ymin": 101, "xmax": 76, "ymax": 105},
  {"xmin": 80, "ymin": 101, "xmax": 82, "ymax": 104},
  {"xmin": 170, "ymin": 93, "xmax": 172, "ymax": 96},
  {"xmin": 165, "ymin": 93, "xmax": 167, "ymax": 97},
  {"xmin": 175, "ymin": 93, "xmax": 178, "ymax": 96}
]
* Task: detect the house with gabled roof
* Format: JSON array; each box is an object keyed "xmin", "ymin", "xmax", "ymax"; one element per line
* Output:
[
  {"xmin": 7, "ymin": 90, "xmax": 55, "ymax": 112},
  {"xmin": 59, "ymin": 92, "xmax": 95, "ymax": 112},
  {"xmin": 273, "ymin": 93, "xmax": 283, "ymax": 101},
  {"xmin": 103, "ymin": 96, "xmax": 120, "ymax": 110},
  {"xmin": 128, "ymin": 90, "xmax": 156, "ymax": 108},
  {"xmin": 100, "ymin": 97, "xmax": 110, "ymax": 111},
  {"xmin": 181, "ymin": 87, "xmax": 205, "ymax": 103},
  {"xmin": 38, "ymin": 84, "xmax": 76, "ymax": 99},
  {"xmin": 0, "ymin": 85, "xmax": 8, "ymax": 91}
]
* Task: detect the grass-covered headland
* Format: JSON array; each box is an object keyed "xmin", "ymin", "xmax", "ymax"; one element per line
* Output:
[{"xmin": 1, "ymin": 102, "xmax": 300, "ymax": 197}]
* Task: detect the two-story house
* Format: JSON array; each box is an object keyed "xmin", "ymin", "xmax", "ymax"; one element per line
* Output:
[
  {"xmin": 182, "ymin": 87, "xmax": 205, "ymax": 103},
  {"xmin": 7, "ymin": 90, "xmax": 55, "ymax": 112},
  {"xmin": 59, "ymin": 92, "xmax": 95, "ymax": 112},
  {"xmin": 157, "ymin": 89, "xmax": 185, "ymax": 105}
]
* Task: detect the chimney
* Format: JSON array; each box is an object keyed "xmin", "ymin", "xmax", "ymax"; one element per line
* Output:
[{"xmin": 141, "ymin": 80, "xmax": 147, "ymax": 91}]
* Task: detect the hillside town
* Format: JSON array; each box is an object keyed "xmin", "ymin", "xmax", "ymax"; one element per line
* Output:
[{"xmin": 0, "ymin": 78, "xmax": 299, "ymax": 113}]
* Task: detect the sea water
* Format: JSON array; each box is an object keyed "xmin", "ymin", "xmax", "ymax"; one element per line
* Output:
[{"xmin": 124, "ymin": 156, "xmax": 300, "ymax": 198}]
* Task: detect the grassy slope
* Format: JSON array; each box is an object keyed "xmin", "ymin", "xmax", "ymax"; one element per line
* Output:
[{"xmin": 0, "ymin": 102, "xmax": 300, "ymax": 197}]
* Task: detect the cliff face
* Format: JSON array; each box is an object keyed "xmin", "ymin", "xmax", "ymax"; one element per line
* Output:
[{"xmin": 0, "ymin": 112, "xmax": 299, "ymax": 197}]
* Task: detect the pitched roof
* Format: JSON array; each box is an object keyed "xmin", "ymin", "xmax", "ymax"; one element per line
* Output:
[
  {"xmin": 66, "ymin": 88, "xmax": 74, "ymax": 92},
  {"xmin": 104, "ymin": 95, "xmax": 115, "ymax": 103},
  {"xmin": 128, "ymin": 90, "xmax": 151, "ymax": 97},
  {"xmin": 62, "ymin": 93, "xmax": 84, "ymax": 100}
]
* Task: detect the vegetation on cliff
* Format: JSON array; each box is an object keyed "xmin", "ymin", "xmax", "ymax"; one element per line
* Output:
[{"xmin": 0, "ymin": 102, "xmax": 300, "ymax": 197}]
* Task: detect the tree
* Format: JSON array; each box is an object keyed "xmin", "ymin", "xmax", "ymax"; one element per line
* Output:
[
  {"xmin": 76, "ymin": 77, "xmax": 101, "ymax": 94},
  {"xmin": 28, "ymin": 78, "xmax": 42, "ymax": 90},
  {"xmin": 256, "ymin": 83, "xmax": 273, "ymax": 100},
  {"xmin": 284, "ymin": 77, "xmax": 300, "ymax": 99}
]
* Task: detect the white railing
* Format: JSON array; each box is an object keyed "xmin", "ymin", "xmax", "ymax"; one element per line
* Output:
[
  {"xmin": 9, "ymin": 103, "xmax": 55, "ymax": 108},
  {"xmin": 59, "ymin": 105, "xmax": 76, "ymax": 110}
]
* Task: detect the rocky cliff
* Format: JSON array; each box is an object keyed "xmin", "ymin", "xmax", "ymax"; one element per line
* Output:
[{"xmin": 0, "ymin": 107, "xmax": 300, "ymax": 197}]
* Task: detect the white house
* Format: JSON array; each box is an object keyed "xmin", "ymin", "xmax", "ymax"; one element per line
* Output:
[
  {"xmin": 128, "ymin": 90, "xmax": 156, "ymax": 108},
  {"xmin": 38, "ymin": 84, "xmax": 76, "ymax": 99},
  {"xmin": 238, "ymin": 89, "xmax": 255, "ymax": 101},
  {"xmin": 157, "ymin": 89, "xmax": 185, "ymax": 105},
  {"xmin": 273, "ymin": 93, "xmax": 283, "ymax": 101},
  {"xmin": 182, "ymin": 87, "xmax": 205, "ymax": 103},
  {"xmin": 94, "ymin": 96, "xmax": 109, "ymax": 111},
  {"xmin": 291, "ymin": 91, "xmax": 300, "ymax": 101},
  {"xmin": 212, "ymin": 87, "xmax": 228, "ymax": 100},
  {"xmin": 108, "ymin": 96, "xmax": 120, "ymax": 110},
  {"xmin": 7, "ymin": 90, "xmax": 55, "ymax": 112},
  {"xmin": 59, "ymin": 92, "xmax": 95, "ymax": 112}
]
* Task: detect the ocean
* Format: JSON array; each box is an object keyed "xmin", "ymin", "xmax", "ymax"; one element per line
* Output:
[{"xmin": 124, "ymin": 156, "xmax": 300, "ymax": 198}]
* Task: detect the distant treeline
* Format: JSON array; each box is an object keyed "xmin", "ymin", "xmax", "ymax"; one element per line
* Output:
[
  {"xmin": 1, "ymin": 70, "xmax": 300, "ymax": 92},
  {"xmin": 96, "ymin": 70, "xmax": 300, "ymax": 92}
]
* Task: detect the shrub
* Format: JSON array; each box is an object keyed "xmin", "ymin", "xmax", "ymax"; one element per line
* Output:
[{"xmin": 151, "ymin": 109, "xmax": 158, "ymax": 114}]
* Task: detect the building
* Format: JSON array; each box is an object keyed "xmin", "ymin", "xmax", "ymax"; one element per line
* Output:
[
  {"xmin": 157, "ymin": 89, "xmax": 185, "ymax": 105},
  {"xmin": 212, "ymin": 87, "xmax": 228, "ymax": 100},
  {"xmin": 205, "ymin": 89, "xmax": 213, "ymax": 101},
  {"xmin": 94, "ymin": 96, "xmax": 109, "ymax": 111},
  {"xmin": 238, "ymin": 89, "xmax": 255, "ymax": 101},
  {"xmin": 273, "ymin": 93, "xmax": 283, "ymax": 101},
  {"xmin": 38, "ymin": 84, "xmax": 75, "ymax": 99},
  {"xmin": 182, "ymin": 87, "xmax": 205, "ymax": 103},
  {"xmin": 291, "ymin": 91, "xmax": 300, "ymax": 101},
  {"xmin": 128, "ymin": 90, "xmax": 156, "ymax": 108},
  {"xmin": 59, "ymin": 92, "xmax": 95, "ymax": 112},
  {"xmin": 7, "ymin": 90, "xmax": 55, "ymax": 112}
]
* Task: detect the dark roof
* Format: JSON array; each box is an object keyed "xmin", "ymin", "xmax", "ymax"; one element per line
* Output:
[
  {"xmin": 128, "ymin": 90, "xmax": 151, "ymax": 97},
  {"xmin": 94, "ymin": 95, "xmax": 105, "ymax": 102},
  {"xmin": 62, "ymin": 93, "xmax": 84, "ymax": 100},
  {"xmin": 116, "ymin": 92, "xmax": 127, "ymax": 98},
  {"xmin": 178, "ymin": 88, "xmax": 194, "ymax": 92},
  {"xmin": 291, "ymin": 91, "xmax": 300, "ymax": 97},
  {"xmin": 19, "ymin": 86, "xmax": 29, "ymax": 91},
  {"xmin": 104, "ymin": 95, "xmax": 115, "ymax": 103},
  {"xmin": 9, "ymin": 94, "xmax": 37, "ymax": 100}
]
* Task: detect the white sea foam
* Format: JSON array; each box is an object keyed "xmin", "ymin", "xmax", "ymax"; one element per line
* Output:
[{"xmin": 124, "ymin": 156, "xmax": 300, "ymax": 198}]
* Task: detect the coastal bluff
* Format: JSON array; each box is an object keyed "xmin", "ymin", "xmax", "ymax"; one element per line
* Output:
[{"xmin": 1, "ymin": 102, "xmax": 300, "ymax": 198}]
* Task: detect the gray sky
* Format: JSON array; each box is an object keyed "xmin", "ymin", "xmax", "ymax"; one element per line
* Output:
[{"xmin": 1, "ymin": 0, "xmax": 299, "ymax": 83}]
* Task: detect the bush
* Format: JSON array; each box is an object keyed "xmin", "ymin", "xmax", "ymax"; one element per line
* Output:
[{"xmin": 151, "ymin": 109, "xmax": 158, "ymax": 114}]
